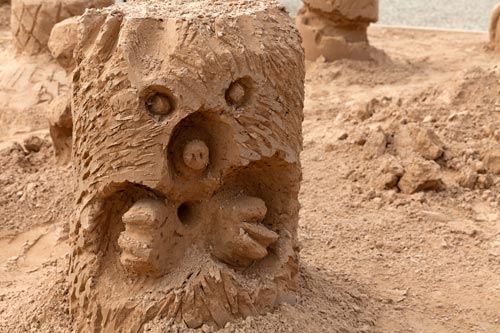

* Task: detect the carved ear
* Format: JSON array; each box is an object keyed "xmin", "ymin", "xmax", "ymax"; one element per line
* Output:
[
  {"xmin": 123, "ymin": 17, "xmax": 170, "ymax": 80},
  {"xmin": 74, "ymin": 9, "xmax": 124, "ymax": 65},
  {"xmin": 48, "ymin": 16, "xmax": 79, "ymax": 72},
  {"xmin": 92, "ymin": 10, "xmax": 124, "ymax": 61},
  {"xmin": 74, "ymin": 9, "xmax": 106, "ymax": 65}
]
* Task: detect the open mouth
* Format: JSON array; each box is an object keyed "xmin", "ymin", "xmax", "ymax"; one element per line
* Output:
[
  {"xmin": 119, "ymin": 191, "xmax": 280, "ymax": 275},
  {"xmin": 79, "ymin": 180, "xmax": 280, "ymax": 278},
  {"xmin": 71, "ymin": 106, "xmax": 301, "ymax": 330}
]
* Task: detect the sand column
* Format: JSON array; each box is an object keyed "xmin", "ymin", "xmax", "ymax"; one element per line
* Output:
[
  {"xmin": 490, "ymin": 4, "xmax": 500, "ymax": 51},
  {"xmin": 296, "ymin": 0, "xmax": 379, "ymax": 61}
]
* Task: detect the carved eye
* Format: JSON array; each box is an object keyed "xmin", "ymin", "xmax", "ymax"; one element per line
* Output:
[
  {"xmin": 146, "ymin": 92, "xmax": 173, "ymax": 115},
  {"xmin": 143, "ymin": 86, "xmax": 176, "ymax": 118},
  {"xmin": 225, "ymin": 77, "xmax": 253, "ymax": 107}
]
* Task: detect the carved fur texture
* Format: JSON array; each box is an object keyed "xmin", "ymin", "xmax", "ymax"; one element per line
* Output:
[{"xmin": 69, "ymin": 0, "xmax": 305, "ymax": 331}]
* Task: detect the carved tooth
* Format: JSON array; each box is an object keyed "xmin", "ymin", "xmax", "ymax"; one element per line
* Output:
[
  {"xmin": 229, "ymin": 196, "xmax": 267, "ymax": 222},
  {"xmin": 118, "ymin": 198, "xmax": 169, "ymax": 275},
  {"xmin": 212, "ymin": 195, "xmax": 277, "ymax": 266},
  {"xmin": 240, "ymin": 222, "xmax": 279, "ymax": 247},
  {"xmin": 121, "ymin": 199, "xmax": 168, "ymax": 230},
  {"xmin": 235, "ymin": 232, "xmax": 268, "ymax": 260}
]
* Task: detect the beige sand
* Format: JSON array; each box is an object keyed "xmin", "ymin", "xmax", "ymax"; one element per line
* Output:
[
  {"xmin": 1, "ymin": 0, "xmax": 114, "ymax": 164},
  {"xmin": 1, "ymin": 2, "xmax": 500, "ymax": 333}
]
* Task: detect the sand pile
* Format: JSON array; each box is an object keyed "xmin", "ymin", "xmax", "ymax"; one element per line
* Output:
[{"xmin": 309, "ymin": 64, "xmax": 500, "ymax": 196}]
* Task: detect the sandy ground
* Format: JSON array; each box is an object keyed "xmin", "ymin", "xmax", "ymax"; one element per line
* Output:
[{"xmin": 1, "ymin": 3, "xmax": 500, "ymax": 333}]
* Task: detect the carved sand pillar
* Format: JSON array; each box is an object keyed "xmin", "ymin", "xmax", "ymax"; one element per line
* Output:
[
  {"xmin": 296, "ymin": 0, "xmax": 379, "ymax": 61},
  {"xmin": 10, "ymin": 0, "xmax": 113, "ymax": 55},
  {"xmin": 47, "ymin": 92, "xmax": 72, "ymax": 164},
  {"xmin": 46, "ymin": 17, "xmax": 79, "ymax": 164},
  {"xmin": 69, "ymin": 0, "xmax": 305, "ymax": 331},
  {"xmin": 490, "ymin": 4, "xmax": 500, "ymax": 51}
]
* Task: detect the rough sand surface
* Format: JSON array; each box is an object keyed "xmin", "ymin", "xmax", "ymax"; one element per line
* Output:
[
  {"xmin": 1, "ymin": 3, "xmax": 500, "ymax": 333},
  {"xmin": 67, "ymin": 1, "xmax": 304, "ymax": 330}
]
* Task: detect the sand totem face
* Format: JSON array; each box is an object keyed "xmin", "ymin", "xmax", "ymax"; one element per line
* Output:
[{"xmin": 69, "ymin": 0, "xmax": 304, "ymax": 331}]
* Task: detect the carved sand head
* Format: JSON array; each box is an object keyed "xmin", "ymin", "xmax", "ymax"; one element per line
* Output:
[{"xmin": 70, "ymin": 0, "xmax": 305, "ymax": 331}]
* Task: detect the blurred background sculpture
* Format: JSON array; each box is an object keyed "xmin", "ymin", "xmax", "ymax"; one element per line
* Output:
[
  {"xmin": 489, "ymin": 3, "xmax": 500, "ymax": 51},
  {"xmin": 0, "ymin": 0, "xmax": 112, "ymax": 164},
  {"xmin": 11, "ymin": 0, "xmax": 112, "ymax": 55},
  {"xmin": 296, "ymin": 0, "xmax": 379, "ymax": 61}
]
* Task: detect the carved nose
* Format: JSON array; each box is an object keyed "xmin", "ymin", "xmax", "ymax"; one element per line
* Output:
[{"xmin": 182, "ymin": 139, "xmax": 209, "ymax": 171}]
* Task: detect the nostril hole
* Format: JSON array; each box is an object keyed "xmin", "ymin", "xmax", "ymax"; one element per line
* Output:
[
  {"xmin": 177, "ymin": 202, "xmax": 198, "ymax": 226},
  {"xmin": 142, "ymin": 85, "xmax": 177, "ymax": 119},
  {"xmin": 226, "ymin": 80, "xmax": 248, "ymax": 106}
]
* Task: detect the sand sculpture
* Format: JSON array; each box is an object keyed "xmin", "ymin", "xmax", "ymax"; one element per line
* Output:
[
  {"xmin": 8, "ymin": 0, "xmax": 112, "ymax": 162},
  {"xmin": 69, "ymin": 0, "xmax": 305, "ymax": 331},
  {"xmin": 0, "ymin": 1, "xmax": 64, "ymax": 152},
  {"xmin": 10, "ymin": 0, "xmax": 112, "ymax": 55},
  {"xmin": 296, "ymin": 0, "xmax": 379, "ymax": 61},
  {"xmin": 489, "ymin": 3, "xmax": 500, "ymax": 51},
  {"xmin": 48, "ymin": 16, "xmax": 79, "ymax": 72},
  {"xmin": 1, "ymin": 0, "xmax": 112, "ymax": 164}
]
